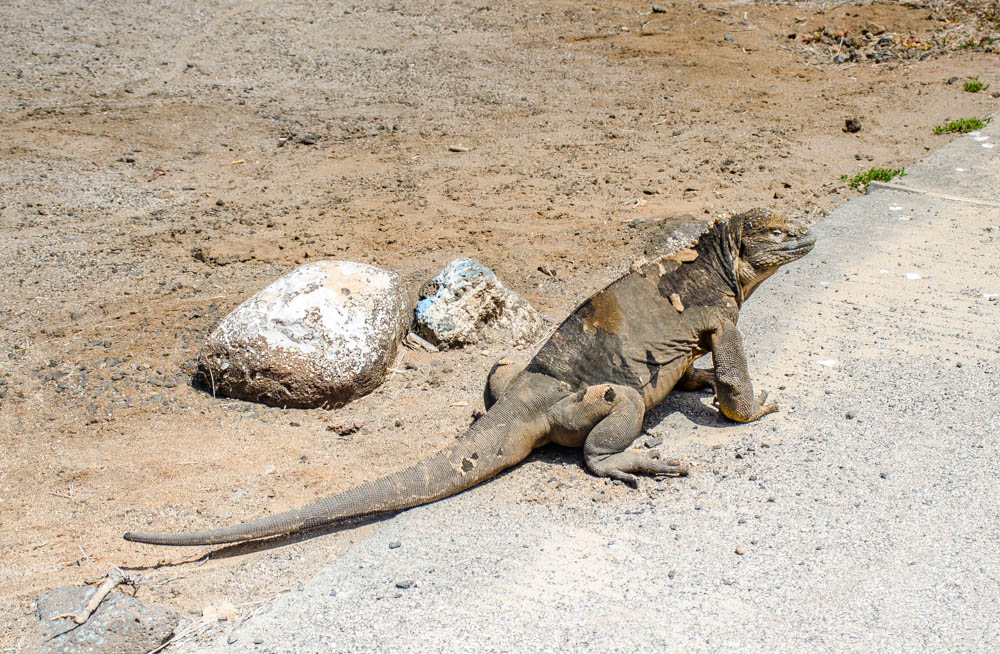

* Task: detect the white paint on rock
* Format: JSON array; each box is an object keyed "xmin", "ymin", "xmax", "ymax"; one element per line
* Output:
[
  {"xmin": 200, "ymin": 261, "xmax": 411, "ymax": 408},
  {"xmin": 222, "ymin": 262, "xmax": 395, "ymax": 368}
]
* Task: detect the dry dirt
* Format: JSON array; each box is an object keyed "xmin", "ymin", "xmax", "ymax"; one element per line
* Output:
[{"xmin": 1, "ymin": 0, "xmax": 998, "ymax": 649}]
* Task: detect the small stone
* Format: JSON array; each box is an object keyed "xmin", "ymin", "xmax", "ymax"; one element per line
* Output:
[
  {"xmin": 192, "ymin": 247, "xmax": 211, "ymax": 264},
  {"xmin": 296, "ymin": 134, "xmax": 319, "ymax": 145},
  {"xmin": 215, "ymin": 199, "xmax": 225, "ymax": 206},
  {"xmin": 642, "ymin": 187, "xmax": 657, "ymax": 195},
  {"xmin": 416, "ymin": 258, "xmax": 544, "ymax": 348},
  {"xmin": 25, "ymin": 585, "xmax": 180, "ymax": 654},
  {"xmin": 843, "ymin": 118, "xmax": 861, "ymax": 133},
  {"xmin": 395, "ymin": 580, "xmax": 414, "ymax": 589},
  {"xmin": 880, "ymin": 472, "xmax": 888, "ymax": 480},
  {"xmin": 735, "ymin": 546, "xmax": 745, "ymax": 555},
  {"xmin": 845, "ymin": 411, "xmax": 855, "ymax": 419},
  {"xmin": 667, "ymin": 569, "xmax": 676, "ymax": 578},
  {"xmin": 947, "ymin": 76, "xmax": 958, "ymax": 85},
  {"xmin": 652, "ymin": 5, "xmax": 667, "ymax": 13},
  {"xmin": 645, "ymin": 435, "xmax": 664, "ymax": 448},
  {"xmin": 388, "ymin": 541, "xmax": 402, "ymax": 549},
  {"xmin": 328, "ymin": 421, "xmax": 362, "ymax": 436}
]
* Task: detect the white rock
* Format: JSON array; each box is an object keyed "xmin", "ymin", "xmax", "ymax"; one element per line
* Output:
[
  {"xmin": 415, "ymin": 258, "xmax": 545, "ymax": 348},
  {"xmin": 198, "ymin": 261, "xmax": 411, "ymax": 408}
]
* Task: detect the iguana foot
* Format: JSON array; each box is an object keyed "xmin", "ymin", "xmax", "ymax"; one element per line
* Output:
[
  {"xmin": 588, "ymin": 451, "xmax": 689, "ymax": 488},
  {"xmin": 756, "ymin": 391, "xmax": 779, "ymax": 417}
]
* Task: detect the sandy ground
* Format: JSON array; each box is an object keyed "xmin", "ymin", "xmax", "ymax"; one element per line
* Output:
[{"xmin": 1, "ymin": 0, "xmax": 998, "ymax": 649}]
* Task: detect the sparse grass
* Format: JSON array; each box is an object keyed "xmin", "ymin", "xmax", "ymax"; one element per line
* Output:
[
  {"xmin": 840, "ymin": 167, "xmax": 906, "ymax": 190},
  {"xmin": 958, "ymin": 36, "xmax": 997, "ymax": 50},
  {"xmin": 933, "ymin": 117, "xmax": 990, "ymax": 134},
  {"xmin": 963, "ymin": 76, "xmax": 990, "ymax": 92}
]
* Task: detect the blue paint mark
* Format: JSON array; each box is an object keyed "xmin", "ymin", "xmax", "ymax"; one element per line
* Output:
[{"xmin": 416, "ymin": 258, "xmax": 495, "ymax": 335}]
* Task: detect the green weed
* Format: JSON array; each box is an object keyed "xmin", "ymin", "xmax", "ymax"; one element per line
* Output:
[
  {"xmin": 963, "ymin": 76, "xmax": 990, "ymax": 93},
  {"xmin": 840, "ymin": 167, "xmax": 906, "ymax": 190},
  {"xmin": 958, "ymin": 37, "xmax": 997, "ymax": 50},
  {"xmin": 933, "ymin": 117, "xmax": 990, "ymax": 134}
]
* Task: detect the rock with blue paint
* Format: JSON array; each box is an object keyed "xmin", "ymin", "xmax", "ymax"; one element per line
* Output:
[
  {"xmin": 197, "ymin": 261, "xmax": 412, "ymax": 408},
  {"xmin": 23, "ymin": 585, "xmax": 180, "ymax": 654},
  {"xmin": 416, "ymin": 258, "xmax": 545, "ymax": 348}
]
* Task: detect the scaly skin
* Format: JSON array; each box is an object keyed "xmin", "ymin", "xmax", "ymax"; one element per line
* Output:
[{"xmin": 124, "ymin": 208, "xmax": 814, "ymax": 546}]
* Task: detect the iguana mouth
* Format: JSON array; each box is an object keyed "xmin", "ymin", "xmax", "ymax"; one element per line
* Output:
[{"xmin": 783, "ymin": 234, "xmax": 815, "ymax": 253}]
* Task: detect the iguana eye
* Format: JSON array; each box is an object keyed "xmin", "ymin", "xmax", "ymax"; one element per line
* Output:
[{"xmin": 770, "ymin": 229, "xmax": 785, "ymax": 240}]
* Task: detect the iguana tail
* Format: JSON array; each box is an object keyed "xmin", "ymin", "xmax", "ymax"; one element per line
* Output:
[{"xmin": 124, "ymin": 394, "xmax": 545, "ymax": 546}]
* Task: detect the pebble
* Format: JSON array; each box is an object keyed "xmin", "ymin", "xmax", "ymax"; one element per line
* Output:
[
  {"xmin": 328, "ymin": 421, "xmax": 362, "ymax": 435},
  {"xmin": 389, "ymin": 541, "xmax": 402, "ymax": 549},
  {"xmin": 735, "ymin": 546, "xmax": 745, "ymax": 555},
  {"xmin": 395, "ymin": 580, "xmax": 415, "ymax": 589},
  {"xmin": 644, "ymin": 435, "xmax": 664, "ymax": 448}
]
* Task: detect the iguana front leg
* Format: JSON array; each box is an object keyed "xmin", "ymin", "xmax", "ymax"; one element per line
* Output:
[
  {"xmin": 710, "ymin": 322, "xmax": 777, "ymax": 422},
  {"xmin": 549, "ymin": 384, "xmax": 687, "ymax": 487}
]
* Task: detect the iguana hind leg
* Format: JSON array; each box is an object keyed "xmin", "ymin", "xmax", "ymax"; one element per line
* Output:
[
  {"xmin": 711, "ymin": 322, "xmax": 778, "ymax": 422},
  {"xmin": 549, "ymin": 384, "xmax": 687, "ymax": 488},
  {"xmin": 484, "ymin": 356, "xmax": 528, "ymax": 409},
  {"xmin": 676, "ymin": 365, "xmax": 715, "ymax": 391}
]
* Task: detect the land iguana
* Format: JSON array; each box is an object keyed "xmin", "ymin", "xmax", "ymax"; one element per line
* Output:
[{"xmin": 125, "ymin": 208, "xmax": 814, "ymax": 546}]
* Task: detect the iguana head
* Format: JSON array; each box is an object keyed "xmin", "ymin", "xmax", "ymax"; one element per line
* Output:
[{"xmin": 735, "ymin": 209, "xmax": 815, "ymax": 299}]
